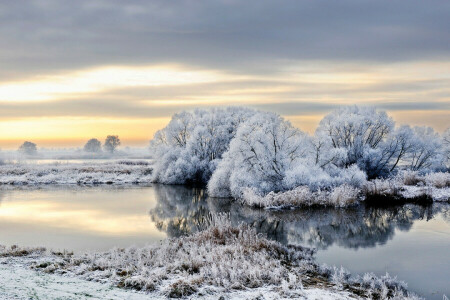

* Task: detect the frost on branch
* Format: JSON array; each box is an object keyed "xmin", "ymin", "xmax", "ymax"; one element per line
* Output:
[
  {"xmin": 148, "ymin": 105, "xmax": 448, "ymax": 207},
  {"xmin": 241, "ymin": 184, "xmax": 360, "ymax": 208},
  {"xmin": 208, "ymin": 111, "xmax": 367, "ymax": 199},
  {"xmin": 150, "ymin": 107, "xmax": 257, "ymax": 185}
]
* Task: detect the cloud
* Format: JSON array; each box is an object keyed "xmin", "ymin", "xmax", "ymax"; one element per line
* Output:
[
  {"xmin": 0, "ymin": 0, "xmax": 449, "ymax": 79},
  {"xmin": 0, "ymin": 1, "xmax": 449, "ymax": 146}
]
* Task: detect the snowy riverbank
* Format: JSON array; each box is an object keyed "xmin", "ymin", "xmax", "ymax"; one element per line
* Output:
[
  {"xmin": 0, "ymin": 162, "xmax": 448, "ymax": 208},
  {"xmin": 0, "ymin": 215, "xmax": 422, "ymax": 300},
  {"xmin": 241, "ymin": 171, "xmax": 449, "ymax": 209},
  {"xmin": 0, "ymin": 161, "xmax": 153, "ymax": 185}
]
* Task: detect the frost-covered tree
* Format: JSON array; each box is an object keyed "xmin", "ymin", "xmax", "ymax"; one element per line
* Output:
[
  {"xmin": 316, "ymin": 107, "xmax": 445, "ymax": 177},
  {"xmin": 208, "ymin": 112, "xmax": 311, "ymax": 197},
  {"xmin": 316, "ymin": 106, "xmax": 394, "ymax": 173},
  {"xmin": 359, "ymin": 125, "xmax": 416, "ymax": 178},
  {"xmin": 443, "ymin": 128, "xmax": 450, "ymax": 168},
  {"xmin": 310, "ymin": 131, "xmax": 348, "ymax": 170},
  {"xmin": 208, "ymin": 111, "xmax": 367, "ymax": 198},
  {"xmin": 407, "ymin": 126, "xmax": 443, "ymax": 171},
  {"xmin": 18, "ymin": 141, "xmax": 37, "ymax": 155},
  {"xmin": 104, "ymin": 135, "xmax": 120, "ymax": 153},
  {"xmin": 152, "ymin": 105, "xmax": 444, "ymax": 201},
  {"xmin": 84, "ymin": 138, "xmax": 102, "ymax": 153},
  {"xmin": 150, "ymin": 107, "xmax": 257, "ymax": 185}
]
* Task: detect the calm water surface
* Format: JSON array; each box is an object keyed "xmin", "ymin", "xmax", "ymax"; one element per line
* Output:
[{"xmin": 0, "ymin": 184, "xmax": 448, "ymax": 299}]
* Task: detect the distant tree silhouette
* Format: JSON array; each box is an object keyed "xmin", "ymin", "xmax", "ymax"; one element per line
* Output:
[
  {"xmin": 19, "ymin": 141, "xmax": 37, "ymax": 155},
  {"xmin": 84, "ymin": 138, "xmax": 102, "ymax": 153},
  {"xmin": 104, "ymin": 135, "xmax": 120, "ymax": 153}
]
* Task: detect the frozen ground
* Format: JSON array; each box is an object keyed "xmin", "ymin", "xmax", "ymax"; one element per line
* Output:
[
  {"xmin": 0, "ymin": 215, "xmax": 421, "ymax": 300},
  {"xmin": 0, "ymin": 161, "xmax": 153, "ymax": 185},
  {"xmin": 0, "ymin": 260, "xmax": 358, "ymax": 300},
  {"xmin": 0, "ymin": 259, "xmax": 150, "ymax": 300}
]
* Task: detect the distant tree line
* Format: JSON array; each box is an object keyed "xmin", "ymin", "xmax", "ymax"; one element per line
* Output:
[{"xmin": 17, "ymin": 135, "xmax": 121, "ymax": 155}]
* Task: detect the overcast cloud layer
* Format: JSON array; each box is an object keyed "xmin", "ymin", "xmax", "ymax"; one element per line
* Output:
[{"xmin": 0, "ymin": 0, "xmax": 449, "ymax": 146}]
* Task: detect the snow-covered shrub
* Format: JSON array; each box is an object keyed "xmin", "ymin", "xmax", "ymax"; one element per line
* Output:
[
  {"xmin": 396, "ymin": 170, "xmax": 449, "ymax": 188},
  {"xmin": 331, "ymin": 266, "xmax": 351, "ymax": 290},
  {"xmin": 150, "ymin": 107, "xmax": 257, "ymax": 185},
  {"xmin": 423, "ymin": 172, "xmax": 450, "ymax": 188},
  {"xmin": 241, "ymin": 186, "xmax": 313, "ymax": 208},
  {"xmin": 0, "ymin": 244, "xmax": 46, "ymax": 257},
  {"xmin": 362, "ymin": 178, "xmax": 402, "ymax": 197},
  {"xmin": 241, "ymin": 184, "xmax": 360, "ymax": 208},
  {"xmin": 328, "ymin": 184, "xmax": 360, "ymax": 207},
  {"xmin": 327, "ymin": 165, "xmax": 367, "ymax": 188},
  {"xmin": 401, "ymin": 170, "xmax": 422, "ymax": 186},
  {"xmin": 362, "ymin": 173, "xmax": 450, "ymax": 202}
]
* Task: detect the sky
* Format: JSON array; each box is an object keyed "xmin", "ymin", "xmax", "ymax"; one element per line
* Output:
[{"xmin": 0, "ymin": 0, "xmax": 449, "ymax": 148}]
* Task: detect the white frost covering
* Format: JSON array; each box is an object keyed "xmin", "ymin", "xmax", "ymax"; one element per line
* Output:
[
  {"xmin": 245, "ymin": 171, "xmax": 449, "ymax": 209},
  {"xmin": 0, "ymin": 261, "xmax": 365, "ymax": 300},
  {"xmin": 150, "ymin": 106, "xmax": 447, "ymax": 207},
  {"xmin": 0, "ymin": 215, "xmax": 420, "ymax": 299},
  {"xmin": 0, "ymin": 259, "xmax": 150, "ymax": 300},
  {"xmin": 363, "ymin": 171, "xmax": 450, "ymax": 202},
  {"xmin": 401, "ymin": 186, "xmax": 450, "ymax": 202},
  {"xmin": 0, "ymin": 161, "xmax": 152, "ymax": 185},
  {"xmin": 242, "ymin": 185, "xmax": 360, "ymax": 209},
  {"xmin": 207, "ymin": 112, "xmax": 367, "ymax": 199},
  {"xmin": 150, "ymin": 107, "xmax": 257, "ymax": 185}
]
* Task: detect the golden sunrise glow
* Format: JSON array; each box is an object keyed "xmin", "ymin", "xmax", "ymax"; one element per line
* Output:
[
  {"xmin": 0, "ymin": 193, "xmax": 164, "ymax": 236},
  {"xmin": 0, "ymin": 61, "xmax": 448, "ymax": 148},
  {"xmin": 0, "ymin": 117, "xmax": 170, "ymax": 147},
  {"xmin": 0, "ymin": 65, "xmax": 227, "ymax": 102}
]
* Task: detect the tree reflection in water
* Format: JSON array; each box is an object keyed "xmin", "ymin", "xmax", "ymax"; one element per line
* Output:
[{"xmin": 149, "ymin": 184, "xmax": 449, "ymax": 250}]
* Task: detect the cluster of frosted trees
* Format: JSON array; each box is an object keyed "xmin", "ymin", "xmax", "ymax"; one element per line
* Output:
[{"xmin": 150, "ymin": 106, "xmax": 449, "ymax": 199}]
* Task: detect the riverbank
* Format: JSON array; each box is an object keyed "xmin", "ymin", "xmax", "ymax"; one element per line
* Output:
[
  {"xmin": 0, "ymin": 162, "xmax": 448, "ymax": 209},
  {"xmin": 0, "ymin": 215, "xmax": 421, "ymax": 300}
]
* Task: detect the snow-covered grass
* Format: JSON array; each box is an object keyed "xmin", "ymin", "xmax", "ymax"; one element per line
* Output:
[
  {"xmin": 362, "ymin": 171, "xmax": 450, "ymax": 204},
  {"xmin": 242, "ymin": 185, "xmax": 360, "ymax": 209},
  {"xmin": 0, "ymin": 215, "xmax": 421, "ymax": 299},
  {"xmin": 241, "ymin": 171, "xmax": 449, "ymax": 209},
  {"xmin": 0, "ymin": 161, "xmax": 153, "ymax": 185}
]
